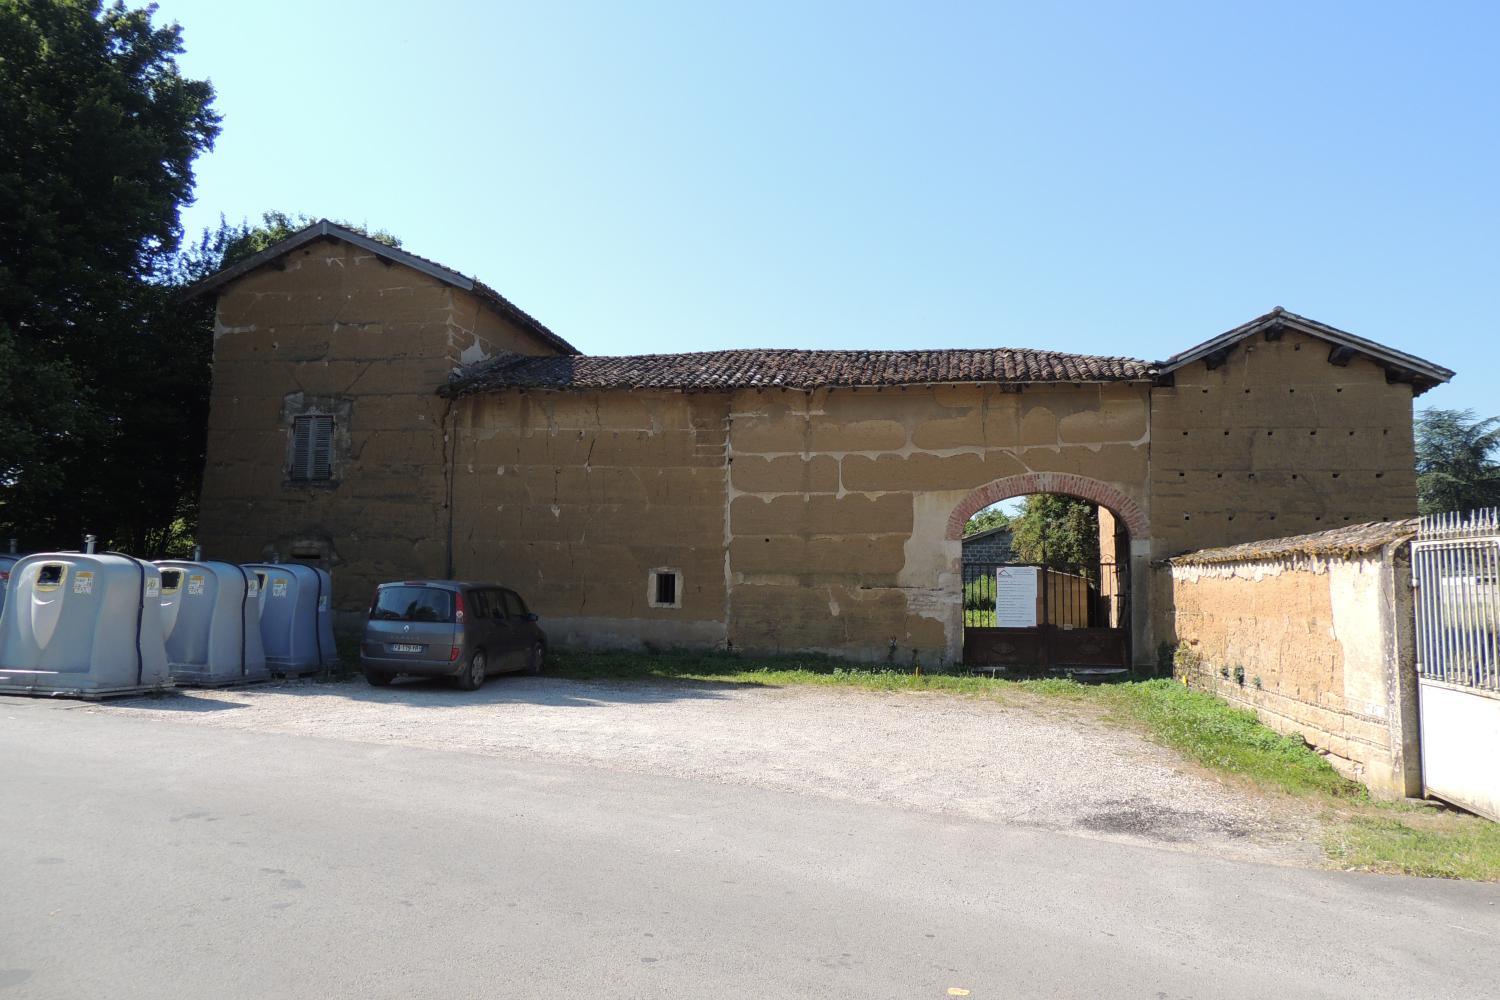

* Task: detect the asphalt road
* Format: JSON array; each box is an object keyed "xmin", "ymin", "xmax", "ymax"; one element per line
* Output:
[{"xmin": 1, "ymin": 700, "xmax": 1496, "ymax": 999}]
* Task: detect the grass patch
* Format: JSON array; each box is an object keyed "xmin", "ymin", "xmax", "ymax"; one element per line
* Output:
[
  {"xmin": 1095, "ymin": 680, "xmax": 1364, "ymax": 799},
  {"xmin": 1327, "ymin": 811, "xmax": 1500, "ymax": 880},
  {"xmin": 548, "ymin": 648, "xmax": 1080, "ymax": 697}
]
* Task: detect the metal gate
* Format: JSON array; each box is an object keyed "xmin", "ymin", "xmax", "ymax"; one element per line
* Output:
[
  {"xmin": 962, "ymin": 561, "xmax": 1129, "ymax": 670},
  {"xmin": 1412, "ymin": 509, "xmax": 1500, "ymax": 821}
]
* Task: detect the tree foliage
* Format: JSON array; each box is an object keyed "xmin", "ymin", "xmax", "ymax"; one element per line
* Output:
[
  {"xmin": 1009, "ymin": 494, "xmax": 1100, "ymax": 574},
  {"xmin": 0, "ymin": 0, "xmax": 219, "ymax": 554},
  {"xmin": 0, "ymin": 1, "xmax": 403, "ymax": 555},
  {"xmin": 1416, "ymin": 408, "xmax": 1500, "ymax": 515},
  {"xmin": 963, "ymin": 505, "xmax": 1011, "ymax": 537}
]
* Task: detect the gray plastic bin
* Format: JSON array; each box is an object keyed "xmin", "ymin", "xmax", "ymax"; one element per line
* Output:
[
  {"xmin": 156, "ymin": 560, "xmax": 269, "ymax": 686},
  {"xmin": 0, "ymin": 552, "xmax": 172, "ymax": 698},
  {"xmin": 243, "ymin": 563, "xmax": 337, "ymax": 675},
  {"xmin": 0, "ymin": 554, "xmax": 18, "ymax": 621}
]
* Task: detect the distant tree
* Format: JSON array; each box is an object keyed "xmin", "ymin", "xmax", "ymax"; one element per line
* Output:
[
  {"xmin": 963, "ymin": 505, "xmax": 1011, "ymax": 537},
  {"xmin": 1416, "ymin": 408, "xmax": 1500, "ymax": 515},
  {"xmin": 202, "ymin": 211, "xmax": 401, "ymax": 271},
  {"xmin": 0, "ymin": 0, "xmax": 220, "ymax": 553},
  {"xmin": 1010, "ymin": 495, "xmax": 1100, "ymax": 574}
]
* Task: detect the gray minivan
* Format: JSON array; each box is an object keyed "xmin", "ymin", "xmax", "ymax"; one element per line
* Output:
[{"xmin": 360, "ymin": 581, "xmax": 547, "ymax": 689}]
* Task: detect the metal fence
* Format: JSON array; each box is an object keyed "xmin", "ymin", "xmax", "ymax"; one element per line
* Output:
[
  {"xmin": 961, "ymin": 562, "xmax": 1122, "ymax": 630},
  {"xmin": 1412, "ymin": 508, "xmax": 1500, "ymax": 692}
]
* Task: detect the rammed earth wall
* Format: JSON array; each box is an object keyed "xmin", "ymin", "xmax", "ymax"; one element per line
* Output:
[
  {"xmin": 1160, "ymin": 525, "xmax": 1422, "ymax": 798},
  {"xmin": 195, "ymin": 234, "xmax": 1434, "ymax": 669}
]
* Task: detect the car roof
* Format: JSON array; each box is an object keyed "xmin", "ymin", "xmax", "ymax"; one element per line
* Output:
[{"xmin": 378, "ymin": 580, "xmax": 511, "ymax": 591}]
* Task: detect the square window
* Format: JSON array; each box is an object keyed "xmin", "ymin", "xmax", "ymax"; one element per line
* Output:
[
  {"xmin": 648, "ymin": 568, "xmax": 681, "ymax": 609},
  {"xmin": 290, "ymin": 414, "xmax": 334, "ymax": 482}
]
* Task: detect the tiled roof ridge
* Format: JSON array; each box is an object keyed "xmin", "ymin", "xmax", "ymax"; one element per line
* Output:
[{"xmin": 444, "ymin": 345, "xmax": 1155, "ymax": 396}]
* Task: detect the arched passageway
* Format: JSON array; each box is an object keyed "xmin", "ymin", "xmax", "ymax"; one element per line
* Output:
[{"xmin": 950, "ymin": 474, "xmax": 1150, "ymax": 671}]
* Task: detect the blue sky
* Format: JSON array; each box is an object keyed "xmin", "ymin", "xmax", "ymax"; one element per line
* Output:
[{"xmin": 156, "ymin": 0, "xmax": 1497, "ymax": 415}]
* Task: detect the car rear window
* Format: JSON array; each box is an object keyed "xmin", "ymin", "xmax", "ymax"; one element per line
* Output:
[{"xmin": 370, "ymin": 586, "xmax": 455, "ymax": 623}]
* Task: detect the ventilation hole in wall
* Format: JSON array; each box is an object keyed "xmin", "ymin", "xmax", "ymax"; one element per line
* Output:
[
  {"xmin": 1216, "ymin": 473, "xmax": 1223, "ymax": 479},
  {"xmin": 764, "ymin": 538, "xmax": 770, "ymax": 543},
  {"xmin": 1315, "ymin": 516, "xmax": 1322, "ymax": 521},
  {"xmin": 1223, "ymin": 430, "xmax": 1230, "ymax": 436},
  {"xmin": 1294, "ymin": 344, "xmax": 1302, "ymax": 350},
  {"xmin": 1336, "ymin": 386, "xmax": 1343, "ymax": 392},
  {"xmin": 1310, "ymin": 429, "xmax": 1317, "ymax": 435},
  {"xmin": 1288, "ymin": 388, "xmax": 1295, "ymax": 394},
  {"xmin": 1267, "ymin": 430, "xmax": 1274, "ymax": 436},
  {"xmin": 1332, "ymin": 472, "xmax": 1340, "ymax": 479},
  {"xmin": 1248, "ymin": 473, "xmax": 1256, "ymax": 479},
  {"xmin": 1375, "ymin": 472, "xmax": 1384, "ymax": 478},
  {"xmin": 1269, "ymin": 514, "xmax": 1277, "ymax": 520},
  {"xmin": 1291, "ymin": 474, "xmax": 1299, "ymax": 480},
  {"xmin": 1202, "ymin": 388, "xmax": 1210, "ymax": 394},
  {"xmin": 1244, "ymin": 389, "xmax": 1251, "ymax": 394},
  {"xmin": 1383, "ymin": 429, "xmax": 1389, "ymax": 435},
  {"xmin": 1183, "ymin": 431, "xmax": 1189, "ymax": 436},
  {"xmin": 1178, "ymin": 471, "xmax": 1185, "ymax": 477},
  {"xmin": 1349, "ymin": 430, "xmax": 1356, "ymax": 436},
  {"xmin": 1343, "ymin": 516, "xmax": 1352, "ymax": 521},
  {"xmin": 1227, "ymin": 515, "xmax": 1235, "ymax": 521}
]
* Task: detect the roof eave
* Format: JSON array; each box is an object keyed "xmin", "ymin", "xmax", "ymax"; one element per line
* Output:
[{"xmin": 1157, "ymin": 308, "xmax": 1454, "ymax": 395}]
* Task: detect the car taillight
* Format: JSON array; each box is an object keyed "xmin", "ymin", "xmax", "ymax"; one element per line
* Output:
[
  {"xmin": 449, "ymin": 646, "xmax": 462, "ymax": 661},
  {"xmin": 454, "ymin": 590, "xmax": 465, "ymax": 623}
]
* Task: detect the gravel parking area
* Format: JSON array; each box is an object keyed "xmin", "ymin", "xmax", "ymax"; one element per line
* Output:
[{"xmin": 91, "ymin": 676, "xmax": 1321, "ymax": 864}]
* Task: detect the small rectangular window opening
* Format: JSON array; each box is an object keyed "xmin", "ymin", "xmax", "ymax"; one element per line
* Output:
[
  {"xmin": 160, "ymin": 570, "xmax": 183, "ymax": 592},
  {"xmin": 649, "ymin": 569, "xmax": 680, "ymax": 609},
  {"xmin": 291, "ymin": 414, "xmax": 334, "ymax": 482}
]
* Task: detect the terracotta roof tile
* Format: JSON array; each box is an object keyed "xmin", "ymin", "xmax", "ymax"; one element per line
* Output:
[
  {"xmin": 446, "ymin": 347, "xmax": 1153, "ymax": 395},
  {"xmin": 1165, "ymin": 519, "xmax": 1418, "ymax": 566}
]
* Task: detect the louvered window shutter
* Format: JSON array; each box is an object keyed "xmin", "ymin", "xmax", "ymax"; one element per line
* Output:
[
  {"xmin": 310, "ymin": 415, "xmax": 333, "ymax": 479},
  {"xmin": 291, "ymin": 415, "xmax": 335, "ymax": 481}
]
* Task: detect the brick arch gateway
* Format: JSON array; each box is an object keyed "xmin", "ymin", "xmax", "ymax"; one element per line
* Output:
[
  {"xmin": 947, "ymin": 473, "xmax": 1150, "ymax": 670},
  {"xmin": 946, "ymin": 472, "xmax": 1148, "ymax": 543}
]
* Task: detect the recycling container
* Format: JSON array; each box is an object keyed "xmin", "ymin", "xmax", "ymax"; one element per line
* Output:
[
  {"xmin": 0, "ymin": 554, "xmax": 19, "ymax": 621},
  {"xmin": 243, "ymin": 563, "xmax": 337, "ymax": 675},
  {"xmin": 0, "ymin": 552, "xmax": 171, "ymax": 697},
  {"xmin": 156, "ymin": 560, "xmax": 269, "ymax": 686}
]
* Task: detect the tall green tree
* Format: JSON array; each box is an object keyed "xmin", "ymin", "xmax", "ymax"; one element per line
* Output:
[
  {"xmin": 1010, "ymin": 494, "xmax": 1100, "ymax": 575},
  {"xmin": 1416, "ymin": 408, "xmax": 1500, "ymax": 515},
  {"xmin": 0, "ymin": 0, "xmax": 219, "ymax": 552}
]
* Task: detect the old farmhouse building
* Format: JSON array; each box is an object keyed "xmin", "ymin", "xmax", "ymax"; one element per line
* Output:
[{"xmin": 188, "ymin": 221, "xmax": 1453, "ymax": 666}]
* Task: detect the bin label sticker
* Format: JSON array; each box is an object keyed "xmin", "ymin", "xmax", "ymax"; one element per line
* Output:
[
  {"xmin": 271, "ymin": 578, "xmax": 289, "ymax": 598},
  {"xmin": 145, "ymin": 577, "xmax": 160, "ymax": 598},
  {"xmin": 246, "ymin": 578, "xmax": 258, "ymax": 595},
  {"xmin": 73, "ymin": 571, "xmax": 95, "ymax": 595},
  {"xmin": 187, "ymin": 575, "xmax": 206, "ymax": 596},
  {"xmin": 318, "ymin": 595, "xmax": 328, "ymax": 611}
]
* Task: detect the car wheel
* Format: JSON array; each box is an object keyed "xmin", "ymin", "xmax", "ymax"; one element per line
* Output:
[
  {"xmin": 363, "ymin": 667, "xmax": 392, "ymax": 687},
  {"xmin": 527, "ymin": 642, "xmax": 544, "ymax": 675},
  {"xmin": 455, "ymin": 650, "xmax": 486, "ymax": 691}
]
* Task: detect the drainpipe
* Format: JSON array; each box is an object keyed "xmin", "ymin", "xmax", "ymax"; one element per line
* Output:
[
  {"xmin": 84, "ymin": 534, "xmax": 97, "ymax": 555},
  {"xmin": 442, "ymin": 395, "xmax": 456, "ymax": 580}
]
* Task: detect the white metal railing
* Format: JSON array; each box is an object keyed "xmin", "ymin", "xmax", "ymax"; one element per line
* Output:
[{"xmin": 1413, "ymin": 508, "xmax": 1500, "ymax": 692}]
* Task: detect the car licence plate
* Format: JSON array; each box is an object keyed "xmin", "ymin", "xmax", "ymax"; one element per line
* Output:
[{"xmin": 391, "ymin": 643, "xmax": 424, "ymax": 653}]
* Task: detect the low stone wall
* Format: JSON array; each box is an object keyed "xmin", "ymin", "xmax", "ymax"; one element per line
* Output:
[{"xmin": 1159, "ymin": 520, "xmax": 1422, "ymax": 799}]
